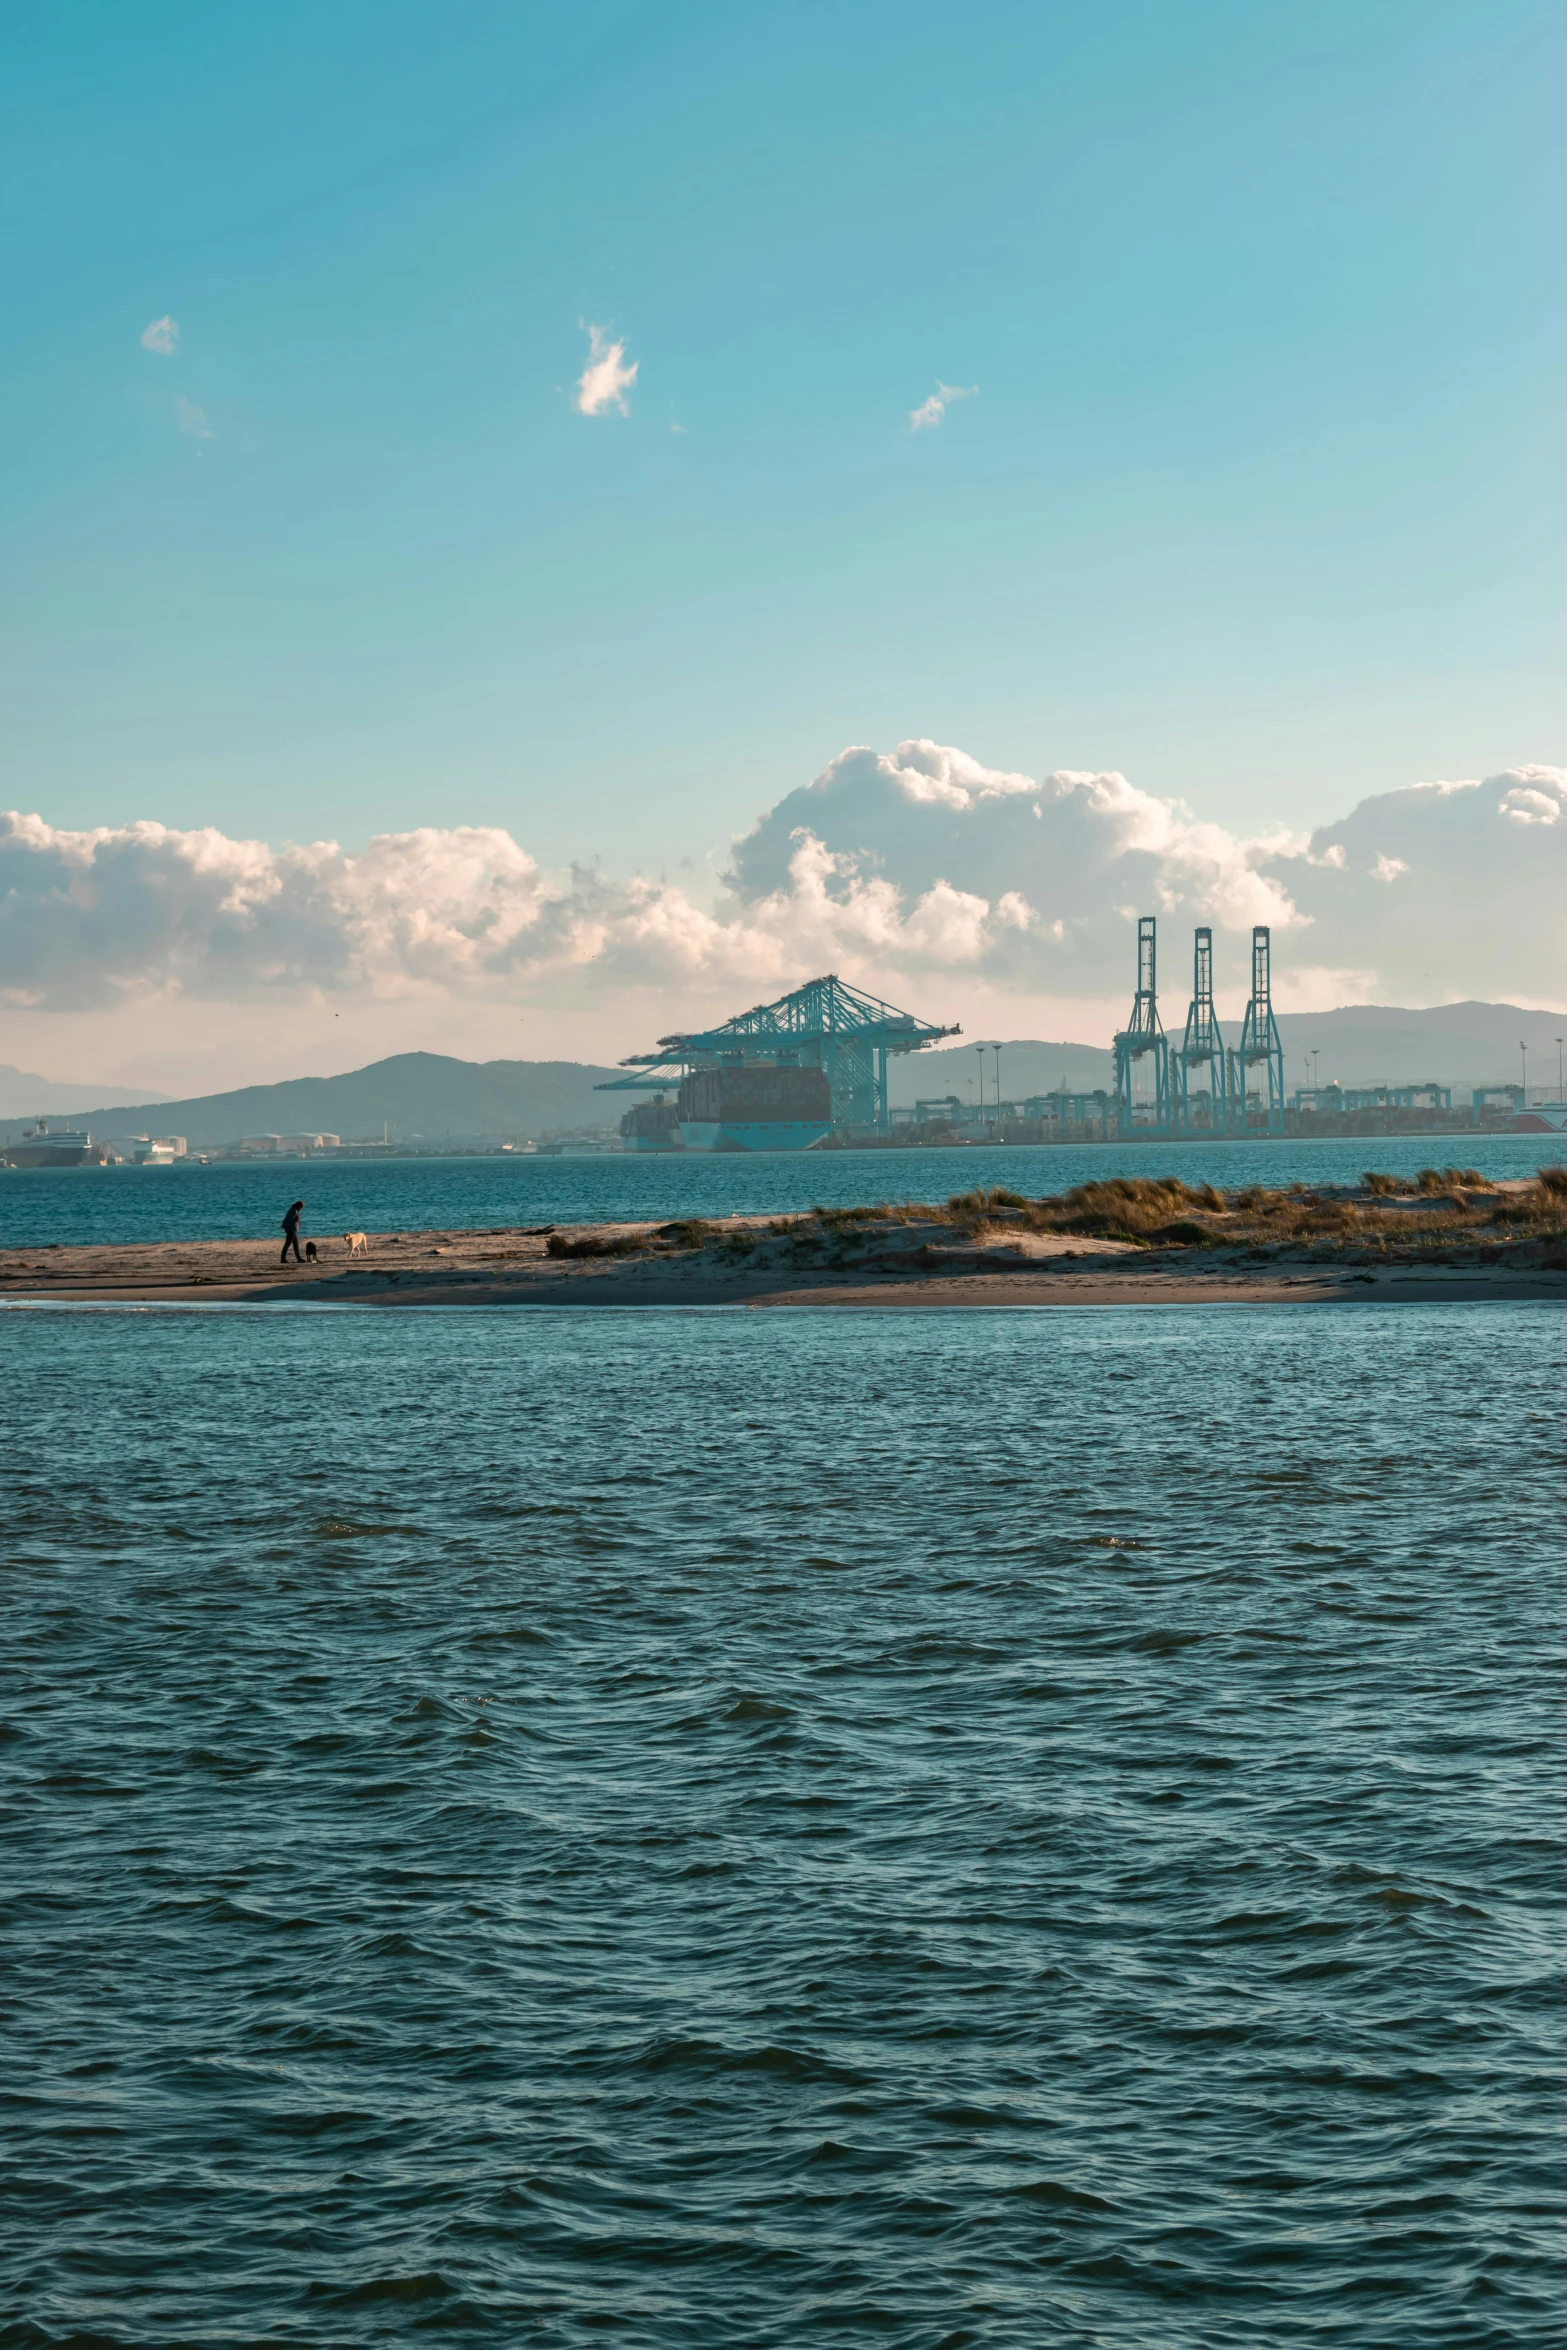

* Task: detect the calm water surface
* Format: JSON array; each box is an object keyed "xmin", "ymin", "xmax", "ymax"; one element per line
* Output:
[
  {"xmin": 5, "ymin": 1303, "xmax": 1567, "ymax": 2346},
  {"xmin": 2, "ymin": 1133, "xmax": 1562, "ymax": 1250}
]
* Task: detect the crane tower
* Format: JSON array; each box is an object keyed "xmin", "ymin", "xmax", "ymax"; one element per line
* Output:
[
  {"xmin": 1113, "ymin": 916, "xmax": 1170, "ymax": 1138},
  {"xmin": 1172, "ymin": 926, "xmax": 1228, "ymax": 1135},
  {"xmin": 1229, "ymin": 925, "xmax": 1285, "ymax": 1136}
]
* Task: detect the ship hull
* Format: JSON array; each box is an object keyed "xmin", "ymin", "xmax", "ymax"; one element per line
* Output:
[
  {"xmin": 678, "ymin": 1120, "xmax": 830, "ymax": 1153},
  {"xmin": 4, "ymin": 1142, "xmax": 92, "ymax": 1168}
]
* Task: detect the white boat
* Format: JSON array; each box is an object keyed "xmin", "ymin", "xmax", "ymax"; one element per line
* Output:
[{"xmin": 4, "ymin": 1120, "xmax": 95, "ymax": 1169}]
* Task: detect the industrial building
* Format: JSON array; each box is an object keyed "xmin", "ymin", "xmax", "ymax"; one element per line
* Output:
[{"xmin": 598, "ymin": 974, "xmax": 959, "ymax": 1151}]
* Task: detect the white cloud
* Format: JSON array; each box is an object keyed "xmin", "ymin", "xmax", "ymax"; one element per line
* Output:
[
  {"xmin": 1501, "ymin": 785, "xmax": 1560, "ymax": 825},
  {"xmin": 575, "ymin": 323, "xmax": 637, "ymax": 417},
  {"xmin": 140, "ymin": 315, "xmax": 179, "ymax": 355},
  {"xmin": 723, "ymin": 741, "xmax": 1299, "ymax": 992},
  {"xmin": 1371, "ymin": 854, "xmax": 1407, "ymax": 882},
  {"xmin": 2, "ymin": 753, "xmax": 1563, "ymax": 1039},
  {"xmin": 175, "ymin": 395, "xmax": 213, "ymax": 440},
  {"xmin": 910, "ymin": 380, "xmax": 977, "ymax": 432}
]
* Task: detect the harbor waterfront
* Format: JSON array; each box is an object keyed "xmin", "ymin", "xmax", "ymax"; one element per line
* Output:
[
  {"xmin": 6, "ymin": 1302, "xmax": 1567, "ymax": 2345},
  {"xmin": 3, "ymin": 1133, "xmax": 1565, "ymax": 1254}
]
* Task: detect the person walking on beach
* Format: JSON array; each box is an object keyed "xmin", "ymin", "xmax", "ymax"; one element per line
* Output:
[{"xmin": 280, "ymin": 1200, "xmax": 305, "ymax": 1264}]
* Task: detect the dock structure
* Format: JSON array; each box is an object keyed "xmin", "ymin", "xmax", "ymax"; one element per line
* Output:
[
  {"xmin": 1114, "ymin": 917, "xmax": 1171, "ymax": 1138},
  {"xmin": 1294, "ymin": 1081, "xmax": 1455, "ymax": 1115},
  {"xmin": 597, "ymin": 974, "xmax": 960, "ymax": 1140},
  {"xmin": 1172, "ymin": 925, "xmax": 1228, "ymax": 1136},
  {"xmin": 1022, "ymin": 1090, "xmax": 1114, "ymax": 1141},
  {"xmin": 1230, "ymin": 925, "xmax": 1286, "ymax": 1136}
]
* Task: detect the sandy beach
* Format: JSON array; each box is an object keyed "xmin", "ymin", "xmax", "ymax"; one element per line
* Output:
[{"xmin": 6, "ymin": 1212, "xmax": 1567, "ymax": 1309}]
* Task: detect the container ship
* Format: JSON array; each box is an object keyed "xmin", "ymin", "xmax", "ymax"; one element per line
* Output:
[
  {"xmin": 3, "ymin": 1120, "xmax": 96, "ymax": 1169},
  {"xmin": 676, "ymin": 1062, "xmax": 831, "ymax": 1153},
  {"xmin": 618, "ymin": 1094, "xmax": 683, "ymax": 1153},
  {"xmin": 598, "ymin": 975, "xmax": 961, "ymax": 1145}
]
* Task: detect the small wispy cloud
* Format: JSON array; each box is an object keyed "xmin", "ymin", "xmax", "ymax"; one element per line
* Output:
[
  {"xmin": 575, "ymin": 323, "xmax": 637, "ymax": 417},
  {"xmin": 910, "ymin": 380, "xmax": 978, "ymax": 433},
  {"xmin": 175, "ymin": 395, "xmax": 213, "ymax": 440},
  {"xmin": 140, "ymin": 315, "xmax": 179, "ymax": 356}
]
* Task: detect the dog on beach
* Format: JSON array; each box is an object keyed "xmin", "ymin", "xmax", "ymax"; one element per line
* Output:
[
  {"xmin": 304, "ymin": 1240, "xmax": 319, "ymax": 1262},
  {"xmin": 345, "ymin": 1230, "xmax": 369, "ymax": 1257}
]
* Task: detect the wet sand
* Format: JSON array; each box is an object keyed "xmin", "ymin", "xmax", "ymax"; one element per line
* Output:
[{"xmin": 5, "ymin": 1218, "xmax": 1567, "ymax": 1308}]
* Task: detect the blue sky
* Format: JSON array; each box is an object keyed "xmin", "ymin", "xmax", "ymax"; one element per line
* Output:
[{"xmin": 3, "ymin": 0, "xmax": 1563, "ymax": 888}]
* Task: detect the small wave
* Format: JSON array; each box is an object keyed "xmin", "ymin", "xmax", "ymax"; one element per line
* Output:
[
  {"xmin": 632, "ymin": 2035, "xmax": 867, "ymax": 2086},
  {"xmin": 1006, "ymin": 2178, "xmax": 1115, "ymax": 2212}
]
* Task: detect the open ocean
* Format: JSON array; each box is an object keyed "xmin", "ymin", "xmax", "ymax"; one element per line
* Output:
[
  {"xmin": 2, "ymin": 1132, "xmax": 1563, "ymax": 1252},
  {"xmin": 5, "ymin": 1299, "xmax": 1567, "ymax": 2345}
]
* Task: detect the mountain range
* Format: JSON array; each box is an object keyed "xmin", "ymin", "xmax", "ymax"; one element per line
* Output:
[
  {"xmin": 0, "ymin": 1054, "xmax": 628, "ymax": 1148},
  {"xmin": 0, "ymin": 1065, "xmax": 173, "ymax": 1117}
]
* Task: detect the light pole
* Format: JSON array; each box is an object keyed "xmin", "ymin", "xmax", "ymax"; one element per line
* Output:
[
  {"xmin": 1557, "ymin": 1037, "xmax": 1563, "ymax": 1102},
  {"xmin": 1520, "ymin": 1042, "xmax": 1528, "ymax": 1105},
  {"xmin": 976, "ymin": 1043, "xmax": 986, "ymax": 1126},
  {"xmin": 993, "ymin": 1043, "xmax": 1003, "ymax": 1131}
]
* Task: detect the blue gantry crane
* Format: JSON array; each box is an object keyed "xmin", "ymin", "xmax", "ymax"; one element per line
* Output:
[
  {"xmin": 1113, "ymin": 917, "xmax": 1171, "ymax": 1138},
  {"xmin": 1171, "ymin": 925, "xmax": 1228, "ymax": 1135},
  {"xmin": 1229, "ymin": 925, "xmax": 1285, "ymax": 1136},
  {"xmin": 596, "ymin": 973, "xmax": 960, "ymax": 1138}
]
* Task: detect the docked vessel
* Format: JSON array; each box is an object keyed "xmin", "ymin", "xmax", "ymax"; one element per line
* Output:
[
  {"xmin": 597, "ymin": 975, "xmax": 960, "ymax": 1148},
  {"xmin": 677, "ymin": 1062, "xmax": 831, "ymax": 1152},
  {"xmin": 1513, "ymin": 1103, "xmax": 1567, "ymax": 1133},
  {"xmin": 618, "ymin": 1094, "xmax": 682, "ymax": 1152},
  {"xmin": 3, "ymin": 1120, "xmax": 95, "ymax": 1169}
]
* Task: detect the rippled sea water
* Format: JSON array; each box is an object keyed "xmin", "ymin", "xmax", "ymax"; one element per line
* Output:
[{"xmin": 6, "ymin": 1303, "xmax": 1567, "ymax": 2346}]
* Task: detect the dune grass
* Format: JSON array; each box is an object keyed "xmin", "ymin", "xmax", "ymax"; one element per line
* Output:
[{"xmin": 656, "ymin": 1166, "xmax": 1567, "ymax": 1265}]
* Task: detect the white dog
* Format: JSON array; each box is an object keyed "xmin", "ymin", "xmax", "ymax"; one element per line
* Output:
[{"xmin": 344, "ymin": 1230, "xmax": 369, "ymax": 1257}]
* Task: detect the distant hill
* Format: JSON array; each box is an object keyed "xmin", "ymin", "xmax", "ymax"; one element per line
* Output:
[
  {"xmin": 1268, "ymin": 1003, "xmax": 1567, "ymax": 1091},
  {"xmin": 1273, "ymin": 1002, "xmax": 1567, "ymax": 1090},
  {"xmin": 890, "ymin": 1039, "xmax": 1112, "ymax": 1105},
  {"xmin": 34, "ymin": 1052, "xmax": 631, "ymax": 1149},
  {"xmin": 0, "ymin": 1064, "xmax": 172, "ymax": 1117}
]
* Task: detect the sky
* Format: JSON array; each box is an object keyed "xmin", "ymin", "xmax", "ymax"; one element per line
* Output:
[{"xmin": 2, "ymin": 0, "xmax": 1564, "ymax": 1089}]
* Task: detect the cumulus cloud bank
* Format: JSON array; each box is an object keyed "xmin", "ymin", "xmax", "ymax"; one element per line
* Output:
[{"xmin": 2, "ymin": 748, "xmax": 1561, "ymax": 1028}]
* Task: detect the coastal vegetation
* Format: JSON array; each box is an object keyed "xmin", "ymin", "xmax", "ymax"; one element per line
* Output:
[{"xmin": 651, "ymin": 1168, "xmax": 1567, "ymax": 1267}]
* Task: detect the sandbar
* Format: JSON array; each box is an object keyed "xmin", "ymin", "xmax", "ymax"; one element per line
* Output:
[{"xmin": 5, "ymin": 1215, "xmax": 1567, "ymax": 1310}]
